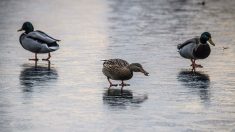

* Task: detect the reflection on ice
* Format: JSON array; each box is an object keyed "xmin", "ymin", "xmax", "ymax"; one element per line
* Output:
[
  {"xmin": 19, "ymin": 63, "xmax": 58, "ymax": 92},
  {"xmin": 103, "ymin": 88, "xmax": 148, "ymax": 108},
  {"xmin": 177, "ymin": 70, "xmax": 210, "ymax": 102}
]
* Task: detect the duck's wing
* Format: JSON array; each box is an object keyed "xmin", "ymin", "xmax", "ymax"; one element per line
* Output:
[
  {"xmin": 36, "ymin": 30, "xmax": 60, "ymax": 41},
  {"xmin": 26, "ymin": 31, "xmax": 60, "ymax": 44},
  {"xmin": 103, "ymin": 59, "xmax": 129, "ymax": 68},
  {"xmin": 177, "ymin": 37, "xmax": 199, "ymax": 50},
  {"xmin": 102, "ymin": 59, "xmax": 131, "ymax": 80}
]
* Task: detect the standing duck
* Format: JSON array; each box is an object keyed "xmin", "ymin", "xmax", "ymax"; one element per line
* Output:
[
  {"xmin": 102, "ymin": 59, "xmax": 149, "ymax": 87},
  {"xmin": 177, "ymin": 32, "xmax": 215, "ymax": 71},
  {"xmin": 18, "ymin": 22, "xmax": 60, "ymax": 61}
]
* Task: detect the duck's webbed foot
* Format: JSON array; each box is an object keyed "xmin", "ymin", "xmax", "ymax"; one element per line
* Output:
[
  {"xmin": 190, "ymin": 59, "xmax": 203, "ymax": 72},
  {"xmin": 190, "ymin": 63, "xmax": 203, "ymax": 68},
  {"xmin": 29, "ymin": 53, "xmax": 38, "ymax": 61},
  {"xmin": 29, "ymin": 58, "xmax": 39, "ymax": 61},
  {"xmin": 110, "ymin": 84, "xmax": 118, "ymax": 87},
  {"xmin": 119, "ymin": 83, "xmax": 130, "ymax": 86},
  {"xmin": 42, "ymin": 58, "xmax": 50, "ymax": 61},
  {"xmin": 107, "ymin": 78, "xmax": 118, "ymax": 87},
  {"xmin": 195, "ymin": 64, "xmax": 203, "ymax": 68},
  {"xmin": 42, "ymin": 53, "xmax": 51, "ymax": 61}
]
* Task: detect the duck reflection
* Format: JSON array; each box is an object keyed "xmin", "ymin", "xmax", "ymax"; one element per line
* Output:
[
  {"xmin": 33, "ymin": 60, "xmax": 51, "ymax": 70},
  {"xmin": 177, "ymin": 70, "xmax": 210, "ymax": 102},
  {"xmin": 103, "ymin": 88, "xmax": 148, "ymax": 108},
  {"xmin": 19, "ymin": 62, "xmax": 58, "ymax": 92}
]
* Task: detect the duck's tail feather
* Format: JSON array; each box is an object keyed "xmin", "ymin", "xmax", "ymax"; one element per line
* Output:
[
  {"xmin": 47, "ymin": 42, "xmax": 59, "ymax": 51},
  {"xmin": 49, "ymin": 46, "xmax": 59, "ymax": 51},
  {"xmin": 177, "ymin": 43, "xmax": 183, "ymax": 50}
]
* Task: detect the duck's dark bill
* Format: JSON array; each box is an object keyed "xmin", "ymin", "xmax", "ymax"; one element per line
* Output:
[
  {"xmin": 144, "ymin": 71, "xmax": 149, "ymax": 76},
  {"xmin": 17, "ymin": 29, "xmax": 23, "ymax": 32},
  {"xmin": 145, "ymin": 73, "xmax": 149, "ymax": 76},
  {"xmin": 208, "ymin": 39, "xmax": 215, "ymax": 46}
]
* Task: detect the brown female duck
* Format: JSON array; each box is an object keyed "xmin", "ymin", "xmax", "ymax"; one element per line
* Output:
[{"xmin": 102, "ymin": 59, "xmax": 149, "ymax": 87}]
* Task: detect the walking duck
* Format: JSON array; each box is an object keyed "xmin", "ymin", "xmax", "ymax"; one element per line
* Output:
[
  {"xmin": 102, "ymin": 59, "xmax": 149, "ymax": 87},
  {"xmin": 18, "ymin": 22, "xmax": 60, "ymax": 61},
  {"xmin": 177, "ymin": 32, "xmax": 215, "ymax": 71}
]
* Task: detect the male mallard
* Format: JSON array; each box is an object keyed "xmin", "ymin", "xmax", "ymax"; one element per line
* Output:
[
  {"xmin": 18, "ymin": 22, "xmax": 60, "ymax": 61},
  {"xmin": 177, "ymin": 32, "xmax": 215, "ymax": 71},
  {"xmin": 102, "ymin": 59, "xmax": 149, "ymax": 87}
]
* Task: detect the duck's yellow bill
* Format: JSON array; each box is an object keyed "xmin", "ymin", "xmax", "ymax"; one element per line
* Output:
[
  {"xmin": 17, "ymin": 29, "xmax": 23, "ymax": 32},
  {"xmin": 208, "ymin": 38, "xmax": 215, "ymax": 46}
]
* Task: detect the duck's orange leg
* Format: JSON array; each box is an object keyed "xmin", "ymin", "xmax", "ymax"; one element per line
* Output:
[
  {"xmin": 29, "ymin": 53, "xmax": 39, "ymax": 61},
  {"xmin": 42, "ymin": 53, "xmax": 51, "ymax": 61},
  {"xmin": 190, "ymin": 59, "xmax": 203, "ymax": 72},
  {"xmin": 107, "ymin": 77, "xmax": 118, "ymax": 87}
]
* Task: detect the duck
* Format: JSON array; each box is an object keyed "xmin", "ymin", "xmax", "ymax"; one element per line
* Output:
[
  {"xmin": 177, "ymin": 32, "xmax": 215, "ymax": 72},
  {"xmin": 102, "ymin": 59, "xmax": 149, "ymax": 87},
  {"xmin": 18, "ymin": 22, "xmax": 60, "ymax": 61}
]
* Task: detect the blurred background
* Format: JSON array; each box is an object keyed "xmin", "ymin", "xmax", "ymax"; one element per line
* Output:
[{"xmin": 1, "ymin": 0, "xmax": 235, "ymax": 131}]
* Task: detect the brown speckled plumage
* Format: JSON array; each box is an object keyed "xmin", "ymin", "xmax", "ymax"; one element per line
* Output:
[{"xmin": 102, "ymin": 59, "xmax": 149, "ymax": 87}]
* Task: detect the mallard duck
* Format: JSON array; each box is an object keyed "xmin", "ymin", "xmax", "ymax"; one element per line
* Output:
[
  {"xmin": 177, "ymin": 32, "xmax": 215, "ymax": 71},
  {"xmin": 18, "ymin": 22, "xmax": 60, "ymax": 61},
  {"xmin": 102, "ymin": 59, "xmax": 149, "ymax": 87}
]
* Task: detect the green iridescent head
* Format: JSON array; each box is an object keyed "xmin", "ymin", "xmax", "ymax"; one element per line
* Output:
[
  {"xmin": 17, "ymin": 22, "xmax": 34, "ymax": 34},
  {"xmin": 200, "ymin": 32, "xmax": 215, "ymax": 46}
]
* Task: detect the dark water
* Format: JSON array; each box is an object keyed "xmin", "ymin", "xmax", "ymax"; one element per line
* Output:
[{"xmin": 1, "ymin": 0, "xmax": 235, "ymax": 131}]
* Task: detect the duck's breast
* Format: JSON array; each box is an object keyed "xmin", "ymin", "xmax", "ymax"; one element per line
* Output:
[{"xmin": 193, "ymin": 44, "xmax": 211, "ymax": 59}]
